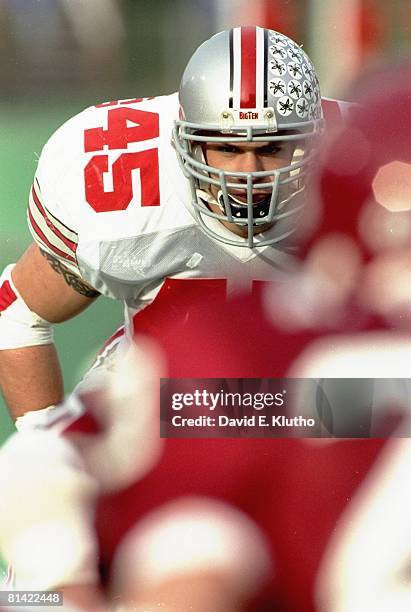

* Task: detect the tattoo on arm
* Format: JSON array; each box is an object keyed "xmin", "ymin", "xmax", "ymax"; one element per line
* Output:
[{"xmin": 40, "ymin": 250, "xmax": 100, "ymax": 298}]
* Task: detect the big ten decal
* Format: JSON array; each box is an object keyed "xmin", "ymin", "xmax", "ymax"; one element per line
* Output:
[{"xmin": 83, "ymin": 99, "xmax": 160, "ymax": 212}]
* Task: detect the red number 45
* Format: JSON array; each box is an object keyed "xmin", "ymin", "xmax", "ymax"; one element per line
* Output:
[{"xmin": 84, "ymin": 107, "xmax": 160, "ymax": 213}]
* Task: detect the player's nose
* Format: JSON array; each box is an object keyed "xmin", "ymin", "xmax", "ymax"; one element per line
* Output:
[{"xmin": 237, "ymin": 151, "xmax": 263, "ymax": 173}]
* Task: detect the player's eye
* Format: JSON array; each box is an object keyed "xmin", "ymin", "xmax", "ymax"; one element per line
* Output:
[
  {"xmin": 218, "ymin": 144, "xmax": 238, "ymax": 154},
  {"xmin": 260, "ymin": 144, "xmax": 283, "ymax": 155}
]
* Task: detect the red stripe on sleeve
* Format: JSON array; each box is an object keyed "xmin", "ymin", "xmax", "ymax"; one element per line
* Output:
[
  {"xmin": 28, "ymin": 207, "xmax": 77, "ymax": 264},
  {"xmin": 240, "ymin": 26, "xmax": 257, "ymax": 109},
  {"xmin": 0, "ymin": 280, "xmax": 17, "ymax": 312},
  {"xmin": 31, "ymin": 187, "xmax": 77, "ymax": 252}
]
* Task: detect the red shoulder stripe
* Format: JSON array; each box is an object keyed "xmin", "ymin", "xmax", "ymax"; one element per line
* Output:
[
  {"xmin": 28, "ymin": 207, "xmax": 77, "ymax": 264},
  {"xmin": 31, "ymin": 187, "xmax": 77, "ymax": 252}
]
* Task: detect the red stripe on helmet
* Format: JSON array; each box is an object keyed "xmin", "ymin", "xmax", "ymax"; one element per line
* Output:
[{"xmin": 240, "ymin": 26, "xmax": 257, "ymax": 108}]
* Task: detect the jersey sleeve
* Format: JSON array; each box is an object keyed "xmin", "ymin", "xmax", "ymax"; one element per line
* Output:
[
  {"xmin": 27, "ymin": 177, "xmax": 80, "ymax": 275},
  {"xmin": 27, "ymin": 106, "xmax": 87, "ymax": 278}
]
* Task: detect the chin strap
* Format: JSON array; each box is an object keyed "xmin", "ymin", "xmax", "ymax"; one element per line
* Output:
[
  {"xmin": 216, "ymin": 190, "xmax": 271, "ymax": 221},
  {"xmin": 197, "ymin": 189, "xmax": 271, "ymax": 223}
]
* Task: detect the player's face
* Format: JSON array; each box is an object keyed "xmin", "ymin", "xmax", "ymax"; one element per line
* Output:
[{"xmin": 203, "ymin": 139, "xmax": 294, "ymax": 237}]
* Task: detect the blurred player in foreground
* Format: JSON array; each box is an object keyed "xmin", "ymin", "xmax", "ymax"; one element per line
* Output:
[
  {"xmin": 312, "ymin": 66, "xmax": 411, "ymax": 612},
  {"xmin": 1, "ymin": 68, "xmax": 411, "ymax": 610}
]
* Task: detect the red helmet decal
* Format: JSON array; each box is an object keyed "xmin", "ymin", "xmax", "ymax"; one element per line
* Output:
[{"xmin": 240, "ymin": 26, "xmax": 257, "ymax": 108}]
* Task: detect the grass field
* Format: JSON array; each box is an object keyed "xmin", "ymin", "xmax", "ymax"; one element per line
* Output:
[{"xmin": 0, "ymin": 99, "xmax": 123, "ymax": 444}]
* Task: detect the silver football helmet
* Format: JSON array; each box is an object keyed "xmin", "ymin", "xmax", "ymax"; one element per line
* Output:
[{"xmin": 173, "ymin": 26, "xmax": 324, "ymax": 248}]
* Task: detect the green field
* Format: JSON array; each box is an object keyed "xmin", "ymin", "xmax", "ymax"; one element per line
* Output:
[{"xmin": 0, "ymin": 100, "xmax": 123, "ymax": 444}]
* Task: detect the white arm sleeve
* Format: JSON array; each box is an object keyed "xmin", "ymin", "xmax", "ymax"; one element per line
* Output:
[{"xmin": 0, "ymin": 264, "xmax": 53, "ymax": 350}]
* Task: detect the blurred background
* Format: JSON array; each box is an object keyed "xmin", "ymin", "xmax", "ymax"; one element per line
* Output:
[{"xmin": 1, "ymin": 0, "xmax": 411, "ymax": 444}]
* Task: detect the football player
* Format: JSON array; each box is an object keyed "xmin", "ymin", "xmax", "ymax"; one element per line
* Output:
[{"xmin": 0, "ymin": 25, "xmax": 346, "ymax": 427}]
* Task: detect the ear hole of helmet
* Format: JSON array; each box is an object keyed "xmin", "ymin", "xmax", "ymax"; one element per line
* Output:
[
  {"xmin": 289, "ymin": 146, "xmax": 306, "ymax": 193},
  {"xmin": 191, "ymin": 141, "xmax": 213, "ymax": 191}
]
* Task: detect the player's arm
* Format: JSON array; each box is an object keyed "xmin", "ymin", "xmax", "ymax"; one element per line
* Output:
[{"xmin": 0, "ymin": 243, "xmax": 100, "ymax": 420}]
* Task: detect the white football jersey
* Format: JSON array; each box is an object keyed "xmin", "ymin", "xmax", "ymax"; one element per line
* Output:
[{"xmin": 27, "ymin": 93, "xmax": 348, "ymax": 337}]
